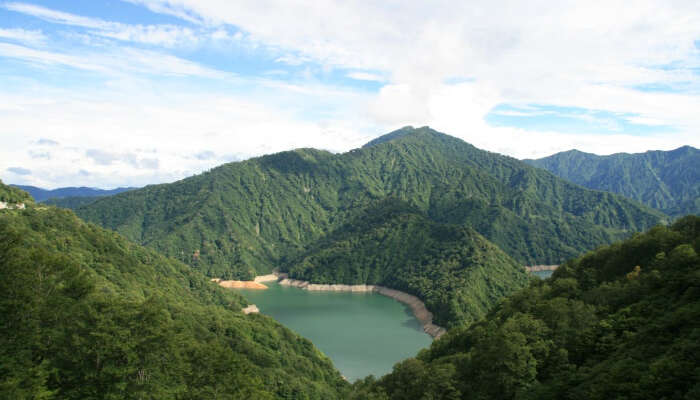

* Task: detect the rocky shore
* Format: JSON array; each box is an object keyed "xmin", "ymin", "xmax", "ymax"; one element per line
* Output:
[{"xmin": 278, "ymin": 278, "xmax": 446, "ymax": 339}]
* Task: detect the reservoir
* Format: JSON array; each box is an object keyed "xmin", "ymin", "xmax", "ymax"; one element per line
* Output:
[{"xmin": 238, "ymin": 281, "xmax": 433, "ymax": 381}]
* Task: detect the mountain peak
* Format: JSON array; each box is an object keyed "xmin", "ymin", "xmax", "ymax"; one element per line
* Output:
[{"xmin": 362, "ymin": 126, "xmax": 438, "ymax": 148}]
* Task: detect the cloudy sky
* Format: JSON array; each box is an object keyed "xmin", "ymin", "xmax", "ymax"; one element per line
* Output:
[{"xmin": 1, "ymin": 0, "xmax": 699, "ymax": 188}]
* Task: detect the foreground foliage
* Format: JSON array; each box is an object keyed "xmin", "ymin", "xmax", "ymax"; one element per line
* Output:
[
  {"xmin": 286, "ymin": 199, "xmax": 529, "ymax": 327},
  {"xmin": 525, "ymin": 146, "xmax": 700, "ymax": 217},
  {"xmin": 0, "ymin": 204, "xmax": 348, "ymax": 399},
  {"xmin": 0, "ymin": 179, "xmax": 33, "ymax": 204},
  {"xmin": 353, "ymin": 216, "xmax": 700, "ymax": 399}
]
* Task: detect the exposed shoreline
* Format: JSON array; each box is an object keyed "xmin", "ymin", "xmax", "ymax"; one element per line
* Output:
[
  {"xmin": 211, "ymin": 278, "xmax": 268, "ymax": 289},
  {"xmin": 278, "ymin": 278, "xmax": 446, "ymax": 339},
  {"xmin": 524, "ymin": 265, "xmax": 559, "ymax": 272}
]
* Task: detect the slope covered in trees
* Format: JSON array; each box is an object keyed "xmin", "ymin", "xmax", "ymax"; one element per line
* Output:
[
  {"xmin": 77, "ymin": 126, "xmax": 665, "ymax": 281},
  {"xmin": 524, "ymin": 146, "xmax": 699, "ymax": 217},
  {"xmin": 0, "ymin": 187, "xmax": 348, "ymax": 398},
  {"xmin": 351, "ymin": 216, "xmax": 700, "ymax": 399},
  {"xmin": 0, "ymin": 179, "xmax": 33, "ymax": 204},
  {"xmin": 42, "ymin": 195, "xmax": 103, "ymax": 210},
  {"xmin": 286, "ymin": 199, "xmax": 529, "ymax": 327}
]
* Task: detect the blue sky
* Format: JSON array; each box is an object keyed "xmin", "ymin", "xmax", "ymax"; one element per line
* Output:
[{"xmin": 1, "ymin": 0, "xmax": 699, "ymax": 188}]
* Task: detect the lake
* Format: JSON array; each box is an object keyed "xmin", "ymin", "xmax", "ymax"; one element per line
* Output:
[{"xmin": 238, "ymin": 281, "xmax": 433, "ymax": 382}]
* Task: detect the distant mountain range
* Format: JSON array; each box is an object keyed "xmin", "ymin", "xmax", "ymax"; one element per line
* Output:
[
  {"xmin": 524, "ymin": 146, "xmax": 699, "ymax": 217},
  {"xmin": 11, "ymin": 185, "xmax": 136, "ymax": 202}
]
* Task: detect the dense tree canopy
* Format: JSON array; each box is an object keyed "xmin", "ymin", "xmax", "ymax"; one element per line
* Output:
[
  {"xmin": 352, "ymin": 215, "xmax": 700, "ymax": 399},
  {"xmin": 76, "ymin": 127, "xmax": 665, "ymax": 280},
  {"xmin": 524, "ymin": 146, "xmax": 699, "ymax": 217},
  {"xmin": 0, "ymin": 202, "xmax": 348, "ymax": 399},
  {"xmin": 285, "ymin": 199, "xmax": 529, "ymax": 327},
  {"xmin": 0, "ymin": 179, "xmax": 33, "ymax": 204}
]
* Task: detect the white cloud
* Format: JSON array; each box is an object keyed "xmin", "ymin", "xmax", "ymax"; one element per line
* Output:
[
  {"xmin": 2, "ymin": 0, "xmax": 700, "ymax": 188},
  {"xmin": 127, "ymin": 0, "xmax": 700, "ymax": 152},
  {"xmin": 0, "ymin": 27, "xmax": 45, "ymax": 44},
  {"xmin": 346, "ymin": 72, "xmax": 384, "ymax": 82},
  {"xmin": 0, "ymin": 82, "xmax": 377, "ymax": 188},
  {"xmin": 2, "ymin": 2, "xmax": 230, "ymax": 47},
  {"xmin": 0, "ymin": 42, "xmax": 228, "ymax": 78}
]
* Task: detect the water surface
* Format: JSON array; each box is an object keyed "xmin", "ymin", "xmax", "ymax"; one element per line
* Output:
[{"xmin": 238, "ymin": 282, "xmax": 432, "ymax": 381}]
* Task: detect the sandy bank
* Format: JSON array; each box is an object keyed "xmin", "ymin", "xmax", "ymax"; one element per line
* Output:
[
  {"xmin": 211, "ymin": 278, "xmax": 268, "ymax": 290},
  {"xmin": 278, "ymin": 278, "xmax": 446, "ymax": 339},
  {"xmin": 524, "ymin": 265, "xmax": 559, "ymax": 272}
]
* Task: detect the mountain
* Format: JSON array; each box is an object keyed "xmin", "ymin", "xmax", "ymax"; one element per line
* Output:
[
  {"xmin": 12, "ymin": 185, "xmax": 136, "ymax": 202},
  {"xmin": 351, "ymin": 215, "xmax": 700, "ymax": 399},
  {"xmin": 285, "ymin": 199, "xmax": 529, "ymax": 327},
  {"xmin": 42, "ymin": 196, "xmax": 106, "ymax": 210},
  {"xmin": 0, "ymin": 184, "xmax": 348, "ymax": 398},
  {"xmin": 524, "ymin": 146, "xmax": 700, "ymax": 217},
  {"xmin": 77, "ymin": 127, "xmax": 664, "ymax": 276},
  {"xmin": 0, "ymin": 179, "xmax": 33, "ymax": 204},
  {"xmin": 75, "ymin": 127, "xmax": 665, "ymax": 326}
]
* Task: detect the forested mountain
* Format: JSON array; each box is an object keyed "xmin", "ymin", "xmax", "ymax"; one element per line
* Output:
[
  {"xmin": 351, "ymin": 215, "xmax": 700, "ymax": 399},
  {"xmin": 12, "ymin": 184, "xmax": 135, "ymax": 202},
  {"xmin": 0, "ymin": 179, "xmax": 33, "ymax": 204},
  {"xmin": 42, "ymin": 195, "xmax": 104, "ymax": 210},
  {"xmin": 77, "ymin": 126, "xmax": 665, "ymax": 283},
  {"xmin": 524, "ymin": 146, "xmax": 699, "ymax": 217},
  {"xmin": 0, "ymin": 185, "xmax": 348, "ymax": 399},
  {"xmin": 286, "ymin": 199, "xmax": 529, "ymax": 327}
]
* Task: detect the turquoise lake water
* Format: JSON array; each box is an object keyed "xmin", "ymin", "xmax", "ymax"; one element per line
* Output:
[{"xmin": 238, "ymin": 282, "xmax": 433, "ymax": 382}]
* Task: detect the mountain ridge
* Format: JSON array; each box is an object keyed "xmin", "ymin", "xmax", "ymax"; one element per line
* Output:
[{"xmin": 524, "ymin": 145, "xmax": 699, "ymax": 216}]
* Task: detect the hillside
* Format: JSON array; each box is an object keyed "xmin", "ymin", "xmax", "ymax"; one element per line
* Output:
[
  {"xmin": 0, "ymin": 185, "xmax": 348, "ymax": 399},
  {"xmin": 351, "ymin": 215, "xmax": 700, "ymax": 399},
  {"xmin": 12, "ymin": 185, "xmax": 135, "ymax": 202},
  {"xmin": 77, "ymin": 126, "xmax": 665, "ymax": 282},
  {"xmin": 42, "ymin": 196, "xmax": 103, "ymax": 210},
  {"xmin": 0, "ymin": 179, "xmax": 33, "ymax": 204},
  {"xmin": 524, "ymin": 146, "xmax": 699, "ymax": 217},
  {"xmin": 286, "ymin": 199, "xmax": 529, "ymax": 327}
]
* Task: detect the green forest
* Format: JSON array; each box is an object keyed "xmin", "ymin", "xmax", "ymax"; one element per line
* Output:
[
  {"xmin": 525, "ymin": 146, "xmax": 699, "ymax": 217},
  {"xmin": 285, "ymin": 199, "xmax": 529, "ymax": 327},
  {"xmin": 351, "ymin": 215, "xmax": 700, "ymax": 399},
  {"xmin": 0, "ymin": 179, "xmax": 33, "ymax": 204},
  {"xmin": 0, "ymin": 202, "xmax": 349, "ymax": 399},
  {"xmin": 76, "ymin": 127, "xmax": 665, "ymax": 281}
]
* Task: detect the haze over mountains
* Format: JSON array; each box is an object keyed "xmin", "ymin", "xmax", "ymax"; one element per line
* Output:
[
  {"xmin": 524, "ymin": 146, "xmax": 699, "ymax": 217},
  {"xmin": 12, "ymin": 185, "xmax": 136, "ymax": 202}
]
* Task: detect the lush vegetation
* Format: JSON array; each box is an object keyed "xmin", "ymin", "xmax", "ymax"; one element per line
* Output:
[
  {"xmin": 43, "ymin": 196, "xmax": 102, "ymax": 210},
  {"xmin": 0, "ymin": 179, "xmax": 33, "ymax": 204},
  {"xmin": 524, "ymin": 146, "xmax": 699, "ymax": 217},
  {"xmin": 13, "ymin": 184, "xmax": 135, "ymax": 202},
  {"xmin": 0, "ymin": 193, "xmax": 348, "ymax": 398},
  {"xmin": 286, "ymin": 199, "xmax": 529, "ymax": 327},
  {"xmin": 77, "ymin": 127, "xmax": 665, "ymax": 281},
  {"xmin": 351, "ymin": 215, "xmax": 700, "ymax": 399}
]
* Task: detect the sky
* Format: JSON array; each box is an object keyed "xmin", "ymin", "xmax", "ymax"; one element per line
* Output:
[{"xmin": 1, "ymin": 0, "xmax": 699, "ymax": 188}]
